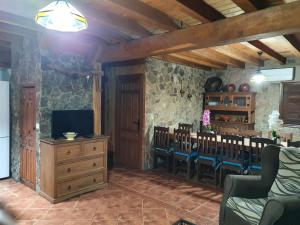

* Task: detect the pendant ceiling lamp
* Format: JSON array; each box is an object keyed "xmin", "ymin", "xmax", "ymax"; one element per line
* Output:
[
  {"xmin": 251, "ymin": 51, "xmax": 266, "ymax": 84},
  {"xmin": 35, "ymin": 0, "xmax": 88, "ymax": 32}
]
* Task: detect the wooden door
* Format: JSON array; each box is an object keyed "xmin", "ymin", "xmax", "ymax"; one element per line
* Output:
[
  {"xmin": 116, "ymin": 75, "xmax": 144, "ymax": 169},
  {"xmin": 20, "ymin": 85, "xmax": 36, "ymax": 190}
]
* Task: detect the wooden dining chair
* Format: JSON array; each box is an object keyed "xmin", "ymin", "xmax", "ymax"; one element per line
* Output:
[
  {"xmin": 173, "ymin": 128, "xmax": 197, "ymax": 179},
  {"xmin": 178, "ymin": 123, "xmax": 194, "ymax": 132},
  {"xmin": 248, "ymin": 137, "xmax": 276, "ymax": 174},
  {"xmin": 153, "ymin": 126, "xmax": 171, "ymax": 171},
  {"xmin": 239, "ymin": 129, "xmax": 262, "ymax": 138},
  {"xmin": 268, "ymin": 131, "xmax": 293, "ymax": 142},
  {"xmin": 219, "ymin": 135, "xmax": 246, "ymax": 186},
  {"xmin": 196, "ymin": 132, "xmax": 220, "ymax": 185},
  {"xmin": 219, "ymin": 127, "xmax": 239, "ymax": 135},
  {"xmin": 287, "ymin": 140, "xmax": 300, "ymax": 147}
]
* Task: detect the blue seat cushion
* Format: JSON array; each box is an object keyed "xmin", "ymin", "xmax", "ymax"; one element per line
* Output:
[
  {"xmin": 248, "ymin": 165, "xmax": 261, "ymax": 171},
  {"xmin": 198, "ymin": 155, "xmax": 219, "ymax": 168},
  {"xmin": 153, "ymin": 147, "xmax": 170, "ymax": 153},
  {"xmin": 175, "ymin": 151, "xmax": 198, "ymax": 158},
  {"xmin": 222, "ymin": 161, "xmax": 244, "ymax": 169}
]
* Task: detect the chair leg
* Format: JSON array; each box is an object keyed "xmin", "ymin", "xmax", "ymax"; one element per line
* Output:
[
  {"xmin": 166, "ymin": 155, "xmax": 170, "ymax": 172},
  {"xmin": 153, "ymin": 154, "xmax": 158, "ymax": 169},
  {"xmin": 187, "ymin": 158, "xmax": 191, "ymax": 180},
  {"xmin": 173, "ymin": 156, "xmax": 177, "ymax": 175},
  {"xmin": 219, "ymin": 167, "xmax": 223, "ymax": 187}
]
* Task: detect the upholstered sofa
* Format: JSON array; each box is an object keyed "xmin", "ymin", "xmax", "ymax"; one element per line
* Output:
[{"xmin": 219, "ymin": 145, "xmax": 300, "ymax": 225}]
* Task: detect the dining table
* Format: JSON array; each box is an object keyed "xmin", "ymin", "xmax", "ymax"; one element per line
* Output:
[{"xmin": 170, "ymin": 132, "xmax": 288, "ymax": 148}]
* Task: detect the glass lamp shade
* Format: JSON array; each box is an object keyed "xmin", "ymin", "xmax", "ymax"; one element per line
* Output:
[
  {"xmin": 35, "ymin": 0, "xmax": 88, "ymax": 32},
  {"xmin": 251, "ymin": 70, "xmax": 266, "ymax": 84}
]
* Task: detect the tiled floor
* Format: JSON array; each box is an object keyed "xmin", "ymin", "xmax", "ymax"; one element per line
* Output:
[{"xmin": 0, "ymin": 169, "xmax": 222, "ymax": 225}]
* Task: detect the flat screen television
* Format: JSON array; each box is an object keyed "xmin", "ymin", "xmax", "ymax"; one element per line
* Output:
[{"xmin": 51, "ymin": 110, "xmax": 94, "ymax": 139}]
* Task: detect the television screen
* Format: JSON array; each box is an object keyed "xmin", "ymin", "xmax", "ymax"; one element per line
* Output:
[{"xmin": 51, "ymin": 110, "xmax": 94, "ymax": 139}]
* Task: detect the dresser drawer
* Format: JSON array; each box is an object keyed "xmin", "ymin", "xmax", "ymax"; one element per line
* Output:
[
  {"xmin": 56, "ymin": 157, "xmax": 104, "ymax": 179},
  {"xmin": 83, "ymin": 141, "xmax": 104, "ymax": 156},
  {"xmin": 56, "ymin": 172, "xmax": 104, "ymax": 197},
  {"xmin": 56, "ymin": 144, "xmax": 81, "ymax": 162}
]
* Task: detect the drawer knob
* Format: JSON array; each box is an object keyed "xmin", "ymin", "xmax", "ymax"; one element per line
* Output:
[
  {"xmin": 67, "ymin": 168, "xmax": 71, "ymax": 172},
  {"xmin": 67, "ymin": 185, "xmax": 72, "ymax": 190},
  {"xmin": 93, "ymin": 162, "xmax": 96, "ymax": 167},
  {"xmin": 93, "ymin": 178, "xmax": 97, "ymax": 183},
  {"xmin": 66, "ymin": 150, "xmax": 71, "ymax": 155},
  {"xmin": 93, "ymin": 147, "xmax": 97, "ymax": 151}
]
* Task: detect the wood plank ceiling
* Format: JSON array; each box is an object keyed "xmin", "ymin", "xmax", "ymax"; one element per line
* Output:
[{"xmin": 0, "ymin": 0, "xmax": 299, "ymax": 70}]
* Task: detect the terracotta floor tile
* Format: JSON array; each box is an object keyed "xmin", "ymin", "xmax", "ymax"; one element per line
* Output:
[
  {"xmin": 91, "ymin": 221, "xmax": 118, "ymax": 225},
  {"xmin": 93, "ymin": 209, "xmax": 119, "ymax": 221},
  {"xmin": 16, "ymin": 209, "xmax": 47, "ymax": 220},
  {"xmin": 143, "ymin": 208, "xmax": 167, "ymax": 221},
  {"xmin": 1, "ymin": 169, "xmax": 223, "ymax": 225},
  {"xmin": 119, "ymin": 209, "xmax": 142, "ymax": 220}
]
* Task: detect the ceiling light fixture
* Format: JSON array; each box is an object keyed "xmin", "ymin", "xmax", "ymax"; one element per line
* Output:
[
  {"xmin": 251, "ymin": 51, "xmax": 266, "ymax": 84},
  {"xmin": 35, "ymin": 0, "xmax": 88, "ymax": 32}
]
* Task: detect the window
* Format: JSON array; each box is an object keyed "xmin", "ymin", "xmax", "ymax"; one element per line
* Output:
[
  {"xmin": 261, "ymin": 67, "xmax": 295, "ymax": 82},
  {"xmin": 280, "ymin": 82, "xmax": 300, "ymax": 125}
]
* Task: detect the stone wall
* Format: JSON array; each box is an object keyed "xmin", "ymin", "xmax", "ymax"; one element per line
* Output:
[
  {"xmin": 40, "ymin": 52, "xmax": 93, "ymax": 137},
  {"xmin": 220, "ymin": 59, "xmax": 300, "ymax": 140},
  {"xmin": 9, "ymin": 35, "xmax": 94, "ymax": 191},
  {"xmin": 10, "ymin": 34, "xmax": 42, "ymax": 183},
  {"xmin": 144, "ymin": 58, "xmax": 213, "ymax": 169}
]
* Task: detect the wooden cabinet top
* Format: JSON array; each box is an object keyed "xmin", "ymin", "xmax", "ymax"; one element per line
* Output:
[
  {"xmin": 41, "ymin": 135, "xmax": 109, "ymax": 145},
  {"xmin": 204, "ymin": 92, "xmax": 256, "ymax": 96}
]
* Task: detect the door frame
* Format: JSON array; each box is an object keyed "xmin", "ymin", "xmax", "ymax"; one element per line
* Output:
[
  {"xmin": 115, "ymin": 73, "xmax": 145, "ymax": 170},
  {"xmin": 19, "ymin": 83, "xmax": 37, "ymax": 190}
]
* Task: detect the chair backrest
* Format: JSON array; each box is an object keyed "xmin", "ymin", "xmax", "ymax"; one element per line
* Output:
[
  {"xmin": 288, "ymin": 141, "xmax": 300, "ymax": 147},
  {"xmin": 239, "ymin": 129, "xmax": 262, "ymax": 138},
  {"xmin": 153, "ymin": 126, "xmax": 169, "ymax": 149},
  {"xmin": 173, "ymin": 128, "xmax": 192, "ymax": 153},
  {"xmin": 221, "ymin": 135, "xmax": 245, "ymax": 162},
  {"xmin": 178, "ymin": 123, "xmax": 193, "ymax": 132},
  {"xmin": 268, "ymin": 131, "xmax": 293, "ymax": 142},
  {"xmin": 249, "ymin": 137, "xmax": 276, "ymax": 165},
  {"xmin": 219, "ymin": 127, "xmax": 239, "ymax": 135},
  {"xmin": 196, "ymin": 132, "xmax": 217, "ymax": 157}
]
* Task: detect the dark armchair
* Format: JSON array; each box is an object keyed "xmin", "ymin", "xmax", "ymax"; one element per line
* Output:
[{"xmin": 220, "ymin": 145, "xmax": 300, "ymax": 225}]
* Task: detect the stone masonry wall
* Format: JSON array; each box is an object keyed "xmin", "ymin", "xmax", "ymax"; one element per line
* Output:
[
  {"xmin": 40, "ymin": 51, "xmax": 93, "ymax": 138},
  {"xmin": 10, "ymin": 35, "xmax": 42, "ymax": 183},
  {"xmin": 144, "ymin": 58, "xmax": 214, "ymax": 169}
]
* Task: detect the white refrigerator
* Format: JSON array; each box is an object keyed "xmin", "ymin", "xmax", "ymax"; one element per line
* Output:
[{"xmin": 0, "ymin": 81, "xmax": 9, "ymax": 179}]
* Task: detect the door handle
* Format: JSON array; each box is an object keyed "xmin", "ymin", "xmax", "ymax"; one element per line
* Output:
[{"xmin": 133, "ymin": 119, "xmax": 140, "ymax": 130}]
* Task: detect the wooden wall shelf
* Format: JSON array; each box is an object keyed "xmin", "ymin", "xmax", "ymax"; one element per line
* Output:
[{"xmin": 204, "ymin": 92, "xmax": 256, "ymax": 131}]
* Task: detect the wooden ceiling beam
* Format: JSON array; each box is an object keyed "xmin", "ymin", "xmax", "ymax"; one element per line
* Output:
[
  {"xmin": 176, "ymin": 0, "xmax": 224, "ymax": 22},
  {"xmin": 233, "ymin": 0, "xmax": 297, "ymax": 56},
  {"xmin": 192, "ymin": 49, "xmax": 245, "ymax": 68},
  {"xmin": 73, "ymin": 1, "xmax": 150, "ymax": 38},
  {"xmin": 177, "ymin": 0, "xmax": 286, "ymax": 63},
  {"xmin": 284, "ymin": 34, "xmax": 300, "ymax": 52},
  {"xmin": 213, "ymin": 46, "xmax": 259, "ymax": 65},
  {"xmin": 97, "ymin": 0, "xmax": 178, "ymax": 31},
  {"xmin": 231, "ymin": 0, "xmax": 258, "ymax": 12},
  {"xmin": 97, "ymin": 1, "xmax": 300, "ymax": 63},
  {"xmin": 154, "ymin": 55, "xmax": 211, "ymax": 70},
  {"xmin": 173, "ymin": 52, "xmax": 227, "ymax": 69}
]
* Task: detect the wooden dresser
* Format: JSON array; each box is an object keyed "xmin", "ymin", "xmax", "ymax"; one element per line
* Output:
[{"xmin": 40, "ymin": 136, "xmax": 108, "ymax": 203}]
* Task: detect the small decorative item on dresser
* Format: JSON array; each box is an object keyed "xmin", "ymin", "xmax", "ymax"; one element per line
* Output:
[
  {"xmin": 201, "ymin": 109, "xmax": 213, "ymax": 133},
  {"xmin": 224, "ymin": 83, "xmax": 236, "ymax": 92},
  {"xmin": 204, "ymin": 77, "xmax": 223, "ymax": 92},
  {"xmin": 63, "ymin": 132, "xmax": 77, "ymax": 141},
  {"xmin": 239, "ymin": 83, "xmax": 250, "ymax": 92}
]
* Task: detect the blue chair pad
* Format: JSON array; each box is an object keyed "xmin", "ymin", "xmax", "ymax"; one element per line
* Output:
[
  {"xmin": 153, "ymin": 147, "xmax": 170, "ymax": 153},
  {"xmin": 222, "ymin": 161, "xmax": 243, "ymax": 169},
  {"xmin": 175, "ymin": 151, "xmax": 198, "ymax": 158},
  {"xmin": 249, "ymin": 165, "xmax": 261, "ymax": 171},
  {"xmin": 198, "ymin": 155, "xmax": 220, "ymax": 168}
]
